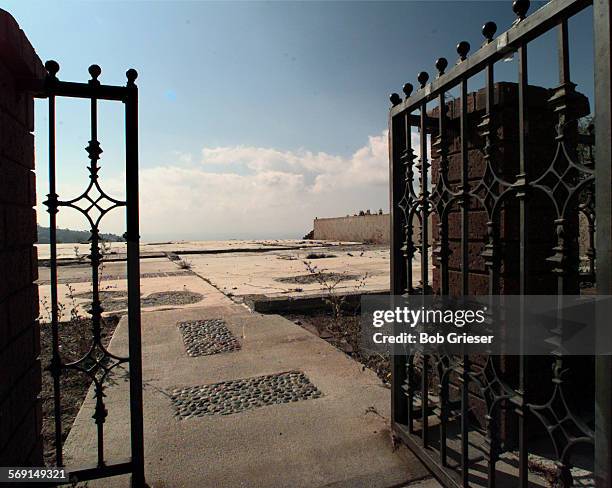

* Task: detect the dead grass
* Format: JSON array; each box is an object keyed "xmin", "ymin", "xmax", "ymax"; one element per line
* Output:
[{"xmin": 276, "ymin": 273, "xmax": 359, "ymax": 285}]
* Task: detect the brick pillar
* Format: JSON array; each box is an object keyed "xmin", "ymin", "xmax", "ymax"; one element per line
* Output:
[
  {"xmin": 0, "ymin": 9, "xmax": 45, "ymax": 467},
  {"xmin": 431, "ymin": 81, "xmax": 589, "ymax": 296},
  {"xmin": 430, "ymin": 82, "xmax": 589, "ymax": 445}
]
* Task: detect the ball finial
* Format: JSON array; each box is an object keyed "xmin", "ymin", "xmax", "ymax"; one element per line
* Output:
[
  {"xmin": 402, "ymin": 83, "xmax": 414, "ymax": 98},
  {"xmin": 45, "ymin": 60, "xmax": 60, "ymax": 77},
  {"xmin": 88, "ymin": 64, "xmax": 102, "ymax": 80},
  {"xmin": 435, "ymin": 58, "xmax": 448, "ymax": 76},
  {"xmin": 390, "ymin": 93, "xmax": 402, "ymax": 106},
  {"xmin": 457, "ymin": 41, "xmax": 471, "ymax": 61},
  {"xmin": 512, "ymin": 0, "xmax": 530, "ymax": 20},
  {"xmin": 126, "ymin": 68, "xmax": 138, "ymax": 86},
  {"xmin": 417, "ymin": 71, "xmax": 429, "ymax": 88},
  {"xmin": 482, "ymin": 22, "xmax": 497, "ymax": 42}
]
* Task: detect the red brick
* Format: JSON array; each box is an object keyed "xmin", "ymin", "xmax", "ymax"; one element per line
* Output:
[
  {"xmin": 0, "ymin": 157, "xmax": 31, "ymax": 205},
  {"xmin": 0, "ymin": 9, "xmax": 45, "ymax": 80},
  {"xmin": 30, "ymin": 246, "xmax": 37, "ymax": 282},
  {"xmin": 0, "ymin": 10, "xmax": 43, "ymax": 468},
  {"xmin": 0, "ymin": 402, "xmax": 38, "ymax": 464},
  {"xmin": 0, "ymin": 395, "xmax": 10, "ymax": 451},
  {"xmin": 0, "ymin": 205, "xmax": 4, "ymax": 251},
  {"xmin": 30, "ymin": 359, "xmax": 41, "ymax": 394},
  {"xmin": 26, "ymin": 405, "xmax": 43, "ymax": 465},
  {"xmin": 446, "ymin": 270, "xmax": 489, "ymax": 295},
  {"xmin": 0, "ymin": 111, "xmax": 34, "ymax": 168},
  {"xmin": 446, "ymin": 210, "xmax": 491, "ymax": 241},
  {"xmin": 447, "ymin": 241, "xmax": 487, "ymax": 272},
  {"xmin": 0, "ymin": 248, "xmax": 31, "ymax": 300},
  {"xmin": 4, "ymin": 205, "xmax": 36, "ymax": 247},
  {"xmin": 0, "ymin": 65, "xmax": 36, "ymax": 133},
  {"xmin": 7, "ymin": 284, "xmax": 37, "ymax": 337},
  {"xmin": 32, "ymin": 320, "xmax": 40, "ymax": 358},
  {"xmin": 429, "ymin": 82, "xmax": 585, "ymax": 296},
  {"xmin": 0, "ymin": 253, "xmax": 6, "ymax": 299},
  {"xmin": 0, "ymin": 326, "xmax": 37, "ymax": 399},
  {"xmin": 0, "ymin": 61, "xmax": 22, "ymax": 125},
  {"xmin": 28, "ymin": 168, "xmax": 36, "ymax": 205},
  {"xmin": 0, "ymin": 300, "xmax": 7, "ymax": 351},
  {"xmin": 0, "ymin": 366, "xmax": 43, "ymax": 440}
]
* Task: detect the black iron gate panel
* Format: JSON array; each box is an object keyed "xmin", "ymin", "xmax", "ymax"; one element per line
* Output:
[
  {"xmin": 35, "ymin": 61, "xmax": 145, "ymax": 486},
  {"xmin": 388, "ymin": 0, "xmax": 611, "ymax": 486}
]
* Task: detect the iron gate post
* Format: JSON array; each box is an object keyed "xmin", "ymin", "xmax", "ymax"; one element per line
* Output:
[
  {"xmin": 594, "ymin": 0, "xmax": 612, "ymax": 486},
  {"xmin": 125, "ymin": 70, "xmax": 146, "ymax": 488},
  {"xmin": 389, "ymin": 107, "xmax": 409, "ymax": 427}
]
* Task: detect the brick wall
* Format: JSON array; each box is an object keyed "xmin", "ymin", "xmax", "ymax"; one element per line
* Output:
[
  {"xmin": 431, "ymin": 82, "xmax": 589, "ymax": 296},
  {"xmin": 0, "ymin": 9, "xmax": 45, "ymax": 467},
  {"xmin": 428, "ymin": 82, "xmax": 590, "ymax": 444}
]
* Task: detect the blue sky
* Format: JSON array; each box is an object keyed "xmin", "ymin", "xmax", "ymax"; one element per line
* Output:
[{"xmin": 4, "ymin": 1, "xmax": 595, "ymax": 240}]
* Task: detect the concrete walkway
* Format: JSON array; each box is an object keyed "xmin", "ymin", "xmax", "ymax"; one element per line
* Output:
[{"xmin": 64, "ymin": 283, "xmax": 437, "ymax": 487}]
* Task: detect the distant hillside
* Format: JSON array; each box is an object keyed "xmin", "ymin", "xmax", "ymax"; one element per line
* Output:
[{"xmin": 37, "ymin": 225, "xmax": 124, "ymax": 244}]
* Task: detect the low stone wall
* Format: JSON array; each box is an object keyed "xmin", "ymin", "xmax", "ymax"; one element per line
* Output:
[
  {"xmin": 313, "ymin": 214, "xmax": 430, "ymax": 245},
  {"xmin": 313, "ymin": 214, "xmax": 390, "ymax": 244}
]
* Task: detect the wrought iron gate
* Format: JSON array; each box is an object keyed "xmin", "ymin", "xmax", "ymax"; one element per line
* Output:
[
  {"xmin": 388, "ymin": 0, "xmax": 611, "ymax": 486},
  {"xmin": 35, "ymin": 61, "xmax": 145, "ymax": 486}
]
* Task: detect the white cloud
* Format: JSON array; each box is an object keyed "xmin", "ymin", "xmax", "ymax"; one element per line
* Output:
[{"xmin": 42, "ymin": 130, "xmax": 423, "ymax": 241}]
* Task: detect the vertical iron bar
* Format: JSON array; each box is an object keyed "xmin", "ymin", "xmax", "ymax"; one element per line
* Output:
[
  {"xmin": 594, "ymin": 0, "xmax": 612, "ymax": 486},
  {"xmin": 420, "ymin": 106, "xmax": 429, "ymax": 293},
  {"xmin": 558, "ymin": 19, "xmax": 570, "ymax": 85},
  {"xmin": 89, "ymin": 90, "xmax": 106, "ymax": 468},
  {"xmin": 419, "ymin": 104, "xmax": 429, "ymax": 448},
  {"xmin": 407, "ymin": 356, "xmax": 415, "ymax": 433},
  {"xmin": 517, "ymin": 43, "xmax": 529, "ymax": 488},
  {"xmin": 402, "ymin": 113, "xmax": 416, "ymax": 432},
  {"xmin": 438, "ymin": 93, "xmax": 450, "ymax": 297},
  {"xmin": 483, "ymin": 61, "xmax": 499, "ymax": 488},
  {"xmin": 125, "ymin": 74, "xmax": 146, "ymax": 488},
  {"xmin": 421, "ymin": 353, "xmax": 429, "ymax": 447},
  {"xmin": 437, "ymin": 91, "xmax": 449, "ymax": 467},
  {"xmin": 485, "ymin": 62, "xmax": 500, "ymax": 298},
  {"xmin": 405, "ymin": 112, "xmax": 415, "ymax": 295},
  {"xmin": 47, "ymin": 88, "xmax": 63, "ymax": 468},
  {"xmin": 460, "ymin": 79, "xmax": 470, "ymax": 298},
  {"xmin": 391, "ymin": 111, "xmax": 409, "ymax": 427},
  {"xmin": 556, "ymin": 18, "xmax": 576, "ymax": 298},
  {"xmin": 460, "ymin": 77, "xmax": 470, "ymax": 487},
  {"xmin": 551, "ymin": 22, "xmax": 576, "ymax": 481}
]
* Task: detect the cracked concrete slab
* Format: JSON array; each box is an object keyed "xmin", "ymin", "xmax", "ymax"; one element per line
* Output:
[
  {"xmin": 182, "ymin": 246, "xmax": 394, "ymax": 298},
  {"xmin": 38, "ymin": 241, "xmax": 434, "ymax": 321},
  {"xmin": 36, "ymin": 239, "xmax": 359, "ymax": 260},
  {"xmin": 38, "ymin": 274, "xmax": 232, "ymax": 322},
  {"xmin": 63, "ymin": 301, "xmax": 431, "ymax": 487}
]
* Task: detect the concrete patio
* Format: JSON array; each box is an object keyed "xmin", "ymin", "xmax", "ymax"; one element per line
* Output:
[
  {"xmin": 37, "ymin": 240, "xmax": 432, "ymax": 321},
  {"xmin": 62, "ymin": 280, "xmax": 439, "ymax": 487}
]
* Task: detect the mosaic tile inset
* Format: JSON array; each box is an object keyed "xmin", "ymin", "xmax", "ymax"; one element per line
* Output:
[
  {"xmin": 171, "ymin": 371, "xmax": 322, "ymax": 418},
  {"xmin": 177, "ymin": 319, "xmax": 241, "ymax": 357}
]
